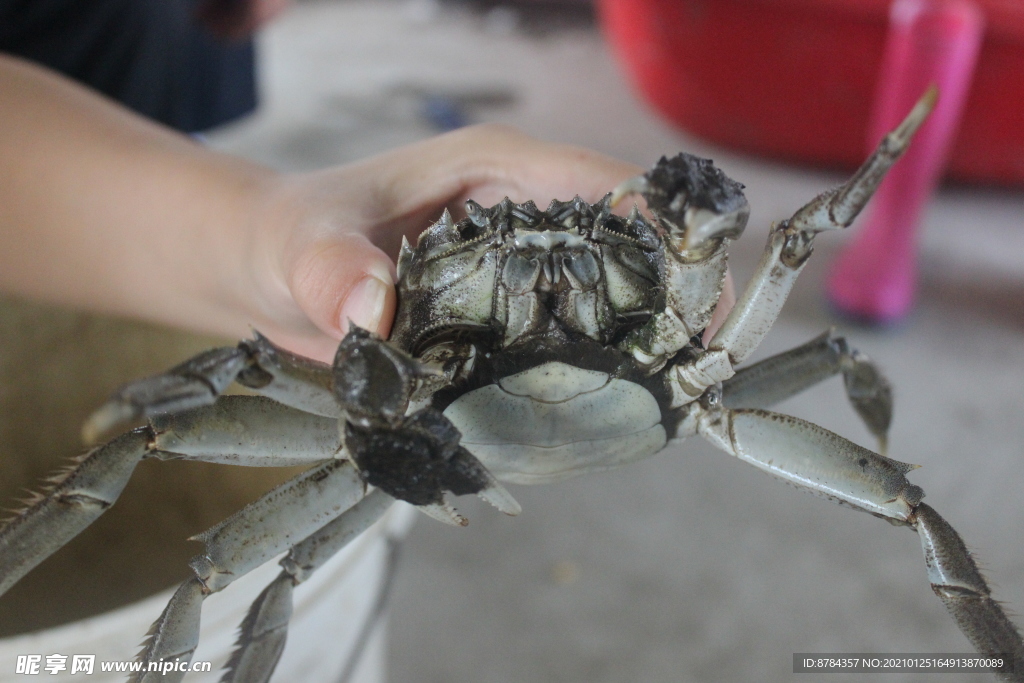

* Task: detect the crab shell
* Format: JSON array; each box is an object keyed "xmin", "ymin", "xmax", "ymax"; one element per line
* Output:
[{"xmin": 388, "ymin": 185, "xmax": 742, "ymax": 485}]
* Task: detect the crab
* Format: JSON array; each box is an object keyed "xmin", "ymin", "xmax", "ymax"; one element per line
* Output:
[{"xmin": 1, "ymin": 88, "xmax": 1022, "ymax": 683}]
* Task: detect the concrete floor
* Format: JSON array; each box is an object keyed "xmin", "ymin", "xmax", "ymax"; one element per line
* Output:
[{"xmin": 206, "ymin": 1, "xmax": 1023, "ymax": 682}]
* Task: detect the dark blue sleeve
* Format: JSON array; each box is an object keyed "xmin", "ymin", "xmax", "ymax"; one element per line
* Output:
[{"xmin": 0, "ymin": 0, "xmax": 257, "ymax": 133}]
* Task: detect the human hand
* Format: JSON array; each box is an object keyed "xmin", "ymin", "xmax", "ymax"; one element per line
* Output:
[
  {"xmin": 241, "ymin": 124, "xmax": 735, "ymax": 362},
  {"xmin": 0, "ymin": 58, "xmax": 733, "ymax": 362}
]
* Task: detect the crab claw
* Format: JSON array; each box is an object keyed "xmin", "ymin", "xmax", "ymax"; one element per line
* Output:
[
  {"xmin": 334, "ymin": 325, "xmax": 439, "ymax": 429},
  {"xmin": 477, "ymin": 478, "xmax": 521, "ymax": 516},
  {"xmin": 676, "ymin": 205, "xmax": 750, "ymax": 251},
  {"xmin": 609, "ymin": 175, "xmax": 650, "ymax": 208},
  {"xmin": 418, "ymin": 501, "xmax": 468, "ymax": 527},
  {"xmin": 611, "ymin": 154, "xmax": 750, "ymax": 252},
  {"xmin": 415, "ymin": 475, "xmax": 521, "ymax": 527}
]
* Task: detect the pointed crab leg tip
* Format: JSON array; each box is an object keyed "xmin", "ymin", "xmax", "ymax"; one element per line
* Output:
[
  {"xmin": 609, "ymin": 175, "xmax": 649, "ymax": 208},
  {"xmin": 921, "ymin": 84, "xmax": 940, "ymax": 112},
  {"xmin": 81, "ymin": 401, "xmax": 137, "ymax": 445},
  {"xmin": 249, "ymin": 329, "xmax": 275, "ymax": 346},
  {"xmin": 80, "ymin": 423, "xmax": 102, "ymax": 448},
  {"xmin": 478, "ymin": 485, "xmax": 522, "ymax": 516},
  {"xmin": 417, "ymin": 502, "xmax": 469, "ymax": 527},
  {"xmin": 897, "ymin": 87, "xmax": 939, "ymax": 140}
]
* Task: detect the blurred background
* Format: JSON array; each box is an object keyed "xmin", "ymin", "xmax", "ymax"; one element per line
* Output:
[{"xmin": 1, "ymin": 0, "xmax": 1023, "ymax": 681}]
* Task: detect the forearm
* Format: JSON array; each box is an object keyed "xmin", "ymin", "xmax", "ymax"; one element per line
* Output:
[{"xmin": 0, "ymin": 54, "xmax": 275, "ymax": 338}]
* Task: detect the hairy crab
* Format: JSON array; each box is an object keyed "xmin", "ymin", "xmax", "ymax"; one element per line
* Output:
[{"xmin": 1, "ymin": 89, "xmax": 1021, "ymax": 682}]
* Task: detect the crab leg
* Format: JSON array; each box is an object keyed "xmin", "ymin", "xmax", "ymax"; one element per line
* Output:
[
  {"xmin": 0, "ymin": 428, "xmax": 150, "ymax": 598},
  {"xmin": 147, "ymin": 395, "xmax": 341, "ymax": 466},
  {"xmin": 914, "ymin": 504, "xmax": 1024, "ymax": 681},
  {"xmin": 221, "ymin": 489, "xmax": 396, "ymax": 683},
  {"xmin": 132, "ymin": 578, "xmax": 206, "ymax": 683},
  {"xmin": 695, "ymin": 401, "xmax": 1024, "ymax": 677},
  {"xmin": 134, "ymin": 459, "xmax": 370, "ymax": 680},
  {"xmin": 83, "ymin": 331, "xmax": 338, "ymax": 444},
  {"xmin": 708, "ymin": 88, "xmax": 936, "ymax": 367},
  {"xmin": 0, "ymin": 396, "xmax": 341, "ymax": 600},
  {"xmin": 720, "ymin": 329, "xmax": 892, "ymax": 452}
]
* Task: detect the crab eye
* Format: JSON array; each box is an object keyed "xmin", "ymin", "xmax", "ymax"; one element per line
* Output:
[{"xmin": 465, "ymin": 199, "xmax": 489, "ymax": 228}]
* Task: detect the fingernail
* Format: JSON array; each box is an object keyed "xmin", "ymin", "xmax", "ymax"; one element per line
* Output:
[{"xmin": 340, "ymin": 275, "xmax": 390, "ymax": 333}]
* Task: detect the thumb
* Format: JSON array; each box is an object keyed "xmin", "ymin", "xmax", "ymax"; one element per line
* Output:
[{"xmin": 287, "ymin": 233, "xmax": 397, "ymax": 342}]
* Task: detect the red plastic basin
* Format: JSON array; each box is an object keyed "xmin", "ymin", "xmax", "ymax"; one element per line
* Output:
[{"xmin": 598, "ymin": 0, "xmax": 1024, "ymax": 185}]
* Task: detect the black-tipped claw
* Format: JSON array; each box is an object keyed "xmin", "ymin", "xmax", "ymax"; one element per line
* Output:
[
  {"xmin": 344, "ymin": 407, "xmax": 499, "ymax": 513},
  {"xmin": 333, "ymin": 326, "xmax": 435, "ymax": 428}
]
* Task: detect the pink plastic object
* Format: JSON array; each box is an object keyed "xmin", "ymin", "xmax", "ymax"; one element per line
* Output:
[{"xmin": 827, "ymin": 0, "xmax": 984, "ymax": 323}]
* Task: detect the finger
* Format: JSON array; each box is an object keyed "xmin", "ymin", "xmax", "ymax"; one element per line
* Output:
[
  {"xmin": 357, "ymin": 124, "xmax": 643, "ymax": 230},
  {"xmin": 286, "ymin": 233, "xmax": 397, "ymax": 344}
]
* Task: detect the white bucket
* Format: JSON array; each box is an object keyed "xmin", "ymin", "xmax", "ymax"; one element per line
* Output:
[
  {"xmin": 0, "ymin": 301, "xmax": 420, "ymax": 682},
  {"xmin": 0, "ymin": 503, "xmax": 416, "ymax": 682}
]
